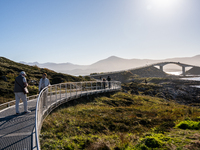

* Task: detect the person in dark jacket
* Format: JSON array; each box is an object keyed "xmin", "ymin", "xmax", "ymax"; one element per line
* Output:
[
  {"xmin": 14, "ymin": 71, "xmax": 31, "ymax": 115},
  {"xmin": 107, "ymin": 76, "xmax": 111, "ymax": 88},
  {"xmin": 103, "ymin": 78, "xmax": 106, "ymax": 89}
]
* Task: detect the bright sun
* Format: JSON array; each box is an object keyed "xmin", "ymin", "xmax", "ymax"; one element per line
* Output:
[
  {"xmin": 154, "ymin": 0, "xmax": 174, "ymax": 7},
  {"xmin": 147, "ymin": 0, "xmax": 180, "ymax": 10}
]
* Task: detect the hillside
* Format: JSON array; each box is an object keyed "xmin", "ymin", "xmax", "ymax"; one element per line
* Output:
[
  {"xmin": 91, "ymin": 66, "xmax": 168, "ymax": 83},
  {"xmin": 0, "ymin": 57, "xmax": 91, "ymax": 104},
  {"xmin": 41, "ymin": 84, "xmax": 200, "ymax": 149},
  {"xmin": 186, "ymin": 66, "xmax": 200, "ymax": 75}
]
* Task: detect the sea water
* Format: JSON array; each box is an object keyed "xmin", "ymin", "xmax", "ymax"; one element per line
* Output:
[
  {"xmin": 166, "ymin": 71, "xmax": 182, "ymax": 76},
  {"xmin": 167, "ymin": 71, "xmax": 200, "ymax": 88},
  {"xmin": 181, "ymin": 77, "xmax": 200, "ymax": 88}
]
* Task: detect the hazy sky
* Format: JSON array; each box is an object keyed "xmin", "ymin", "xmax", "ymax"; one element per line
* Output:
[{"xmin": 0, "ymin": 0, "xmax": 200, "ymax": 65}]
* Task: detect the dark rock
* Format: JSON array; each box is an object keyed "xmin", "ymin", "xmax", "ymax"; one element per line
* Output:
[
  {"xmin": 1, "ymin": 76, "xmax": 7, "ymax": 82},
  {"xmin": 131, "ymin": 89, "xmax": 139, "ymax": 95}
]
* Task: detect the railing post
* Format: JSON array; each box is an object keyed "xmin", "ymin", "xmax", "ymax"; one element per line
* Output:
[
  {"xmin": 80, "ymin": 82, "xmax": 82, "ymax": 96},
  {"xmin": 60, "ymin": 84, "xmax": 61, "ymax": 100},
  {"xmin": 76, "ymin": 83, "xmax": 77, "ymax": 97},
  {"xmin": 86, "ymin": 82, "xmax": 88, "ymax": 96},
  {"xmin": 65, "ymin": 83, "xmax": 67, "ymax": 100},
  {"xmin": 91, "ymin": 82, "xmax": 92, "ymax": 94},
  {"xmin": 55, "ymin": 85, "xmax": 57, "ymax": 106},
  {"xmin": 50, "ymin": 86, "xmax": 52, "ymax": 105},
  {"xmin": 70, "ymin": 83, "xmax": 71, "ymax": 98},
  {"xmin": 101, "ymin": 81, "xmax": 102, "ymax": 92}
]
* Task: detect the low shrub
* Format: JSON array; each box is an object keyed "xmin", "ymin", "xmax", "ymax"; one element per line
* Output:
[
  {"xmin": 136, "ymin": 133, "xmax": 171, "ymax": 149},
  {"xmin": 176, "ymin": 120, "xmax": 200, "ymax": 130}
]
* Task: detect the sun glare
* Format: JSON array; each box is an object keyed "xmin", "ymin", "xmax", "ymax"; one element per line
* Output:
[
  {"xmin": 154, "ymin": 0, "xmax": 174, "ymax": 7},
  {"xmin": 147, "ymin": 0, "xmax": 180, "ymax": 11}
]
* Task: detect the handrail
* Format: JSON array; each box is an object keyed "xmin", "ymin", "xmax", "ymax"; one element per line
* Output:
[
  {"xmin": 35, "ymin": 86, "xmax": 47, "ymax": 150},
  {"xmin": 0, "ymin": 94, "xmax": 39, "ymax": 111},
  {"xmin": 34, "ymin": 81, "xmax": 121, "ymax": 150}
]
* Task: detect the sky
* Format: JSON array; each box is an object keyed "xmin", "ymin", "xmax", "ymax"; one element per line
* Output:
[{"xmin": 0, "ymin": 0, "xmax": 200, "ymax": 65}]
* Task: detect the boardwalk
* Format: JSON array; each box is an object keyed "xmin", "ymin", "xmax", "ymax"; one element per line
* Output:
[
  {"xmin": 0, "ymin": 81, "xmax": 121, "ymax": 150},
  {"xmin": 0, "ymin": 99, "xmax": 37, "ymax": 150}
]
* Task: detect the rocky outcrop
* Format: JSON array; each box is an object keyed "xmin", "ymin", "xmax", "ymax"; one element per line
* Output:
[{"xmin": 122, "ymin": 80, "xmax": 200, "ymax": 106}]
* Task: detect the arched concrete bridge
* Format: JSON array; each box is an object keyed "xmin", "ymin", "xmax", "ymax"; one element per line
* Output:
[
  {"xmin": 90, "ymin": 62, "xmax": 198, "ymax": 77},
  {"xmin": 0, "ymin": 81, "xmax": 121, "ymax": 150},
  {"xmin": 152, "ymin": 62, "xmax": 196, "ymax": 76}
]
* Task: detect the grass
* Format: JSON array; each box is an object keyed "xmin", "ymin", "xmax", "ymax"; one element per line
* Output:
[{"xmin": 40, "ymin": 92, "xmax": 200, "ymax": 149}]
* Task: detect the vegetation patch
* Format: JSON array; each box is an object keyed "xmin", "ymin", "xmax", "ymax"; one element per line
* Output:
[
  {"xmin": 41, "ymin": 91, "xmax": 200, "ymax": 149},
  {"xmin": 176, "ymin": 120, "xmax": 200, "ymax": 130},
  {"xmin": 136, "ymin": 133, "xmax": 170, "ymax": 149}
]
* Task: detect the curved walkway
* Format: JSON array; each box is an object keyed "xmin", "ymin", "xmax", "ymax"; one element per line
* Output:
[{"xmin": 0, "ymin": 81, "xmax": 121, "ymax": 150}]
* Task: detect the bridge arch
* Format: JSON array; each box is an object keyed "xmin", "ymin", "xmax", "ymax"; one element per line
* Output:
[{"xmin": 152, "ymin": 62, "xmax": 195, "ymax": 76}]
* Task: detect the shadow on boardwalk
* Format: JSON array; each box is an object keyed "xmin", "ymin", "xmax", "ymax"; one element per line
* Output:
[{"xmin": 0, "ymin": 100, "xmax": 37, "ymax": 150}]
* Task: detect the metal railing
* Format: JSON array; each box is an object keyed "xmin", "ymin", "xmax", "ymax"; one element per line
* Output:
[
  {"xmin": 34, "ymin": 81, "xmax": 121, "ymax": 150},
  {"xmin": 0, "ymin": 94, "xmax": 39, "ymax": 111}
]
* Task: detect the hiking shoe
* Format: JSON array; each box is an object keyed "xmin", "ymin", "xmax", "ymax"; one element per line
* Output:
[
  {"xmin": 16, "ymin": 113, "xmax": 20, "ymax": 115},
  {"xmin": 24, "ymin": 110, "xmax": 31, "ymax": 113}
]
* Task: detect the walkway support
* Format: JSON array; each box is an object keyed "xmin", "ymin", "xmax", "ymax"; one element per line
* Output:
[
  {"xmin": 34, "ymin": 81, "xmax": 121, "ymax": 150},
  {"xmin": 159, "ymin": 65, "xmax": 163, "ymax": 71},
  {"xmin": 182, "ymin": 66, "xmax": 186, "ymax": 76}
]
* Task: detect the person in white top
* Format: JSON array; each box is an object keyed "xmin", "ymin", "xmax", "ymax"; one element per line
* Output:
[
  {"xmin": 38, "ymin": 73, "xmax": 50, "ymax": 107},
  {"xmin": 39, "ymin": 73, "xmax": 50, "ymax": 92}
]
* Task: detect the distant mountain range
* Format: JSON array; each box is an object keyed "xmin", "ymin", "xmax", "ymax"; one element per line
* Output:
[{"xmin": 20, "ymin": 55, "xmax": 200, "ymax": 76}]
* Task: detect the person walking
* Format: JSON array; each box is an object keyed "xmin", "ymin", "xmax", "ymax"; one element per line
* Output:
[
  {"xmin": 107, "ymin": 76, "xmax": 111, "ymax": 88},
  {"xmin": 38, "ymin": 73, "xmax": 50, "ymax": 107},
  {"xmin": 14, "ymin": 71, "xmax": 31, "ymax": 115},
  {"xmin": 103, "ymin": 78, "xmax": 106, "ymax": 89},
  {"xmin": 38, "ymin": 73, "xmax": 50, "ymax": 92}
]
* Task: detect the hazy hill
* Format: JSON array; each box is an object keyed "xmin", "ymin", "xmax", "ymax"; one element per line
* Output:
[
  {"xmin": 0, "ymin": 57, "xmax": 90, "ymax": 103},
  {"xmin": 21, "ymin": 55, "xmax": 200, "ymax": 75},
  {"xmin": 186, "ymin": 66, "xmax": 200, "ymax": 75},
  {"xmin": 91, "ymin": 66, "xmax": 168, "ymax": 83}
]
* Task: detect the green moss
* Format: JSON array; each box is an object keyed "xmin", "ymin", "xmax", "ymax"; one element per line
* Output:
[
  {"xmin": 136, "ymin": 133, "xmax": 172, "ymax": 149},
  {"xmin": 176, "ymin": 120, "xmax": 200, "ymax": 130}
]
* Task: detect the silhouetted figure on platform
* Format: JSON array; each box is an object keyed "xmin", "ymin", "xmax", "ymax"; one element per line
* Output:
[
  {"xmin": 107, "ymin": 76, "xmax": 111, "ymax": 88},
  {"xmin": 103, "ymin": 78, "xmax": 106, "ymax": 89}
]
